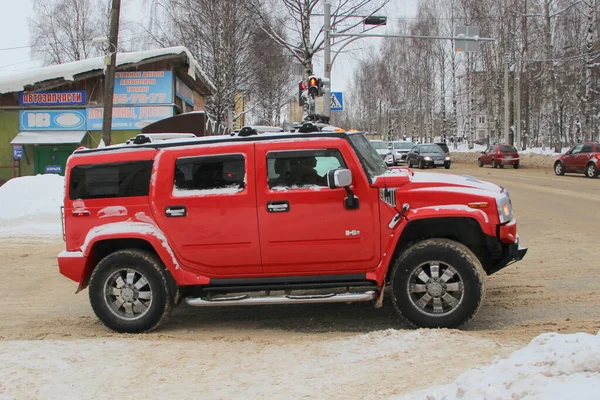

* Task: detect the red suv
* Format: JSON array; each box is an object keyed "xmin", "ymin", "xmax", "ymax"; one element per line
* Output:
[
  {"xmin": 554, "ymin": 142, "xmax": 600, "ymax": 178},
  {"xmin": 58, "ymin": 131, "xmax": 527, "ymax": 333},
  {"xmin": 478, "ymin": 145, "xmax": 520, "ymax": 169}
]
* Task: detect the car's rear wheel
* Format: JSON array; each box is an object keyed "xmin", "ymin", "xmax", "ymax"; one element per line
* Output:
[
  {"xmin": 477, "ymin": 159, "xmax": 483, "ymax": 167},
  {"xmin": 390, "ymin": 239, "xmax": 486, "ymax": 329},
  {"xmin": 491, "ymin": 160, "xmax": 497, "ymax": 168},
  {"xmin": 585, "ymin": 162, "xmax": 598, "ymax": 178},
  {"xmin": 499, "ymin": 164, "xmax": 505, "ymax": 169},
  {"xmin": 89, "ymin": 249, "xmax": 173, "ymax": 333},
  {"xmin": 554, "ymin": 161, "xmax": 565, "ymax": 176},
  {"xmin": 513, "ymin": 163, "xmax": 520, "ymax": 169}
]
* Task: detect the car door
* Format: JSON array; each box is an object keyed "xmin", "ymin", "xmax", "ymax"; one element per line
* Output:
[
  {"xmin": 577, "ymin": 144, "xmax": 594, "ymax": 170},
  {"xmin": 564, "ymin": 144, "xmax": 583, "ymax": 171},
  {"xmin": 254, "ymin": 141, "xmax": 380, "ymax": 275},
  {"xmin": 480, "ymin": 146, "xmax": 491, "ymax": 164},
  {"xmin": 151, "ymin": 143, "xmax": 262, "ymax": 276}
]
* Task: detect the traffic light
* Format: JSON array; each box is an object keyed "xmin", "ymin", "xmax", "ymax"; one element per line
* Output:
[
  {"xmin": 298, "ymin": 80, "xmax": 307, "ymax": 105},
  {"xmin": 308, "ymin": 75, "xmax": 319, "ymax": 97}
]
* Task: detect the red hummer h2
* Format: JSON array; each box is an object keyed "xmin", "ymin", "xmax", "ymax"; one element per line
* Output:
[{"xmin": 58, "ymin": 131, "xmax": 527, "ymax": 333}]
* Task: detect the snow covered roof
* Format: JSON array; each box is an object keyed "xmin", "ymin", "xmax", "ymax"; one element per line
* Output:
[
  {"xmin": 11, "ymin": 131, "xmax": 87, "ymax": 145},
  {"xmin": 0, "ymin": 46, "xmax": 216, "ymax": 95}
]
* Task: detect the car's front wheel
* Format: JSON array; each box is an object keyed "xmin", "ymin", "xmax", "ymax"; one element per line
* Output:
[
  {"xmin": 390, "ymin": 239, "xmax": 486, "ymax": 328},
  {"xmin": 419, "ymin": 160, "xmax": 426, "ymax": 169},
  {"xmin": 477, "ymin": 159, "xmax": 483, "ymax": 167},
  {"xmin": 88, "ymin": 249, "xmax": 173, "ymax": 333},
  {"xmin": 554, "ymin": 161, "xmax": 565, "ymax": 176},
  {"xmin": 586, "ymin": 162, "xmax": 598, "ymax": 178}
]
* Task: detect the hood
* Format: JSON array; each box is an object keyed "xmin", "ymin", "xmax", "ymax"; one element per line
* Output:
[
  {"xmin": 408, "ymin": 172, "xmax": 503, "ymax": 194},
  {"xmin": 372, "ymin": 170, "xmax": 502, "ymax": 195}
]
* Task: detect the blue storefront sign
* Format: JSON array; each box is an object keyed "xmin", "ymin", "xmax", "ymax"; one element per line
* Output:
[
  {"xmin": 113, "ymin": 71, "xmax": 173, "ymax": 105},
  {"xmin": 19, "ymin": 109, "xmax": 87, "ymax": 131},
  {"xmin": 86, "ymin": 106, "xmax": 174, "ymax": 130},
  {"xmin": 19, "ymin": 90, "xmax": 86, "ymax": 106},
  {"xmin": 13, "ymin": 145, "xmax": 24, "ymax": 160},
  {"xmin": 176, "ymin": 78, "xmax": 194, "ymax": 106},
  {"xmin": 45, "ymin": 165, "xmax": 63, "ymax": 174}
]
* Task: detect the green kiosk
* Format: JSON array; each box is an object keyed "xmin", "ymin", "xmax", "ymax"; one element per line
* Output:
[{"xmin": 10, "ymin": 131, "xmax": 88, "ymax": 176}]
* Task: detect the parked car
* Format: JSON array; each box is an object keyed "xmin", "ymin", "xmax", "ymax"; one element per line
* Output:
[
  {"xmin": 406, "ymin": 143, "xmax": 451, "ymax": 169},
  {"xmin": 554, "ymin": 142, "xmax": 600, "ymax": 178},
  {"xmin": 370, "ymin": 140, "xmax": 392, "ymax": 163},
  {"xmin": 58, "ymin": 129, "xmax": 526, "ymax": 333},
  {"xmin": 478, "ymin": 145, "xmax": 520, "ymax": 169},
  {"xmin": 389, "ymin": 141, "xmax": 415, "ymax": 165}
]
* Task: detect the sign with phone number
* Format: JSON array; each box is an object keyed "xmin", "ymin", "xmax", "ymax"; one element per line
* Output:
[{"xmin": 113, "ymin": 71, "xmax": 173, "ymax": 105}]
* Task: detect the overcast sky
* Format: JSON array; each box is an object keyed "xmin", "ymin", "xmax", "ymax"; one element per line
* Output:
[{"xmin": 0, "ymin": 0, "xmax": 418, "ymax": 93}]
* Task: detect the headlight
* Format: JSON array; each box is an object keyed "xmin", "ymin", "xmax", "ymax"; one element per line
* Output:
[
  {"xmin": 496, "ymin": 190, "xmax": 513, "ymax": 223},
  {"xmin": 444, "ymin": 157, "xmax": 451, "ymax": 161},
  {"xmin": 424, "ymin": 156, "xmax": 432, "ymax": 161}
]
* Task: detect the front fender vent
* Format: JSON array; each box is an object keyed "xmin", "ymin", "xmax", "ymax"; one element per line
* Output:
[{"xmin": 380, "ymin": 188, "xmax": 397, "ymax": 207}]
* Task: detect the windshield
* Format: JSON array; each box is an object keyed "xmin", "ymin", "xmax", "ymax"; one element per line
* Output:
[
  {"xmin": 349, "ymin": 134, "xmax": 388, "ymax": 179},
  {"xmin": 370, "ymin": 141, "xmax": 388, "ymax": 150},
  {"xmin": 392, "ymin": 142, "xmax": 414, "ymax": 150},
  {"xmin": 500, "ymin": 145, "xmax": 517, "ymax": 152},
  {"xmin": 420, "ymin": 144, "xmax": 444, "ymax": 153}
]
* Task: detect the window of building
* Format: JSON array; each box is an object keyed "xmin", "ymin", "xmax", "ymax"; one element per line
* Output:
[
  {"xmin": 478, "ymin": 116, "xmax": 486, "ymax": 124},
  {"xmin": 174, "ymin": 154, "xmax": 245, "ymax": 196},
  {"xmin": 69, "ymin": 161, "xmax": 153, "ymax": 200},
  {"xmin": 267, "ymin": 149, "xmax": 346, "ymax": 189}
]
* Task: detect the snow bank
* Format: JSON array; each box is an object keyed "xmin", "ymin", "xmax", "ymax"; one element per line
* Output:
[
  {"xmin": 400, "ymin": 331, "xmax": 600, "ymax": 400},
  {"xmin": 0, "ymin": 174, "xmax": 64, "ymax": 237}
]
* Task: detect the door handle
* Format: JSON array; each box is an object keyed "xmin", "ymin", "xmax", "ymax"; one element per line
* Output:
[
  {"xmin": 267, "ymin": 200, "xmax": 290, "ymax": 213},
  {"xmin": 165, "ymin": 206, "xmax": 187, "ymax": 217}
]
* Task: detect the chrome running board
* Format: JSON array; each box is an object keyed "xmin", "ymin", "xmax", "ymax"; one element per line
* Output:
[{"xmin": 185, "ymin": 291, "xmax": 378, "ymax": 307}]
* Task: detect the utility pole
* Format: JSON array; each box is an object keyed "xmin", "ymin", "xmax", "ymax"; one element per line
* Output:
[
  {"xmin": 514, "ymin": 57, "xmax": 521, "ymax": 150},
  {"xmin": 323, "ymin": 0, "xmax": 332, "ymax": 117},
  {"xmin": 101, "ymin": 0, "xmax": 121, "ymax": 146},
  {"xmin": 504, "ymin": 54, "xmax": 510, "ymax": 145}
]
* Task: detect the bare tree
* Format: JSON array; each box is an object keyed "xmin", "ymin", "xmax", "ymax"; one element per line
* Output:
[{"xmin": 29, "ymin": 0, "xmax": 105, "ymax": 65}]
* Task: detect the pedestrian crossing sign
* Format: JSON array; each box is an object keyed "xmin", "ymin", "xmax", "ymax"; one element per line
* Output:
[{"xmin": 331, "ymin": 92, "xmax": 343, "ymax": 111}]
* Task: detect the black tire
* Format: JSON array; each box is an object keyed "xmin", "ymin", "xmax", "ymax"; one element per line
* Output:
[
  {"xmin": 554, "ymin": 161, "xmax": 565, "ymax": 176},
  {"xmin": 513, "ymin": 163, "xmax": 520, "ymax": 169},
  {"xmin": 477, "ymin": 159, "xmax": 483, "ymax": 168},
  {"xmin": 491, "ymin": 160, "xmax": 497, "ymax": 169},
  {"xmin": 585, "ymin": 162, "xmax": 598, "ymax": 178},
  {"xmin": 499, "ymin": 164, "xmax": 505, "ymax": 169},
  {"xmin": 419, "ymin": 160, "xmax": 425, "ymax": 169},
  {"xmin": 390, "ymin": 239, "xmax": 486, "ymax": 329},
  {"xmin": 88, "ymin": 249, "xmax": 174, "ymax": 333},
  {"xmin": 444, "ymin": 164, "xmax": 451, "ymax": 169}
]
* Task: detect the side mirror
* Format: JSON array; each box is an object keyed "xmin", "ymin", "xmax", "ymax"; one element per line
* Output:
[
  {"xmin": 327, "ymin": 168, "xmax": 352, "ymax": 189},
  {"xmin": 566, "ymin": 150, "xmax": 572, "ymax": 155}
]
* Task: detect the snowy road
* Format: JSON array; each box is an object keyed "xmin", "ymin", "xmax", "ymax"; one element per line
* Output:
[{"xmin": 1, "ymin": 164, "xmax": 599, "ymax": 398}]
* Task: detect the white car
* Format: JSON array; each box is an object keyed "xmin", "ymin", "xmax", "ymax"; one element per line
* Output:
[{"xmin": 370, "ymin": 140, "xmax": 393, "ymax": 165}]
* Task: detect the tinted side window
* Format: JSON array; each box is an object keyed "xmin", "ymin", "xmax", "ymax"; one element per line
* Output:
[
  {"xmin": 267, "ymin": 149, "xmax": 346, "ymax": 189},
  {"xmin": 174, "ymin": 154, "xmax": 245, "ymax": 195},
  {"xmin": 69, "ymin": 161, "xmax": 153, "ymax": 200},
  {"xmin": 581, "ymin": 144, "xmax": 593, "ymax": 153}
]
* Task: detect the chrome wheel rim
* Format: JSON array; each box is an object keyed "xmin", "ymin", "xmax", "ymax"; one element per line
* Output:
[
  {"xmin": 407, "ymin": 261, "xmax": 464, "ymax": 316},
  {"xmin": 555, "ymin": 163, "xmax": 563, "ymax": 174},
  {"xmin": 103, "ymin": 268, "xmax": 153, "ymax": 320},
  {"xmin": 587, "ymin": 164, "xmax": 595, "ymax": 177}
]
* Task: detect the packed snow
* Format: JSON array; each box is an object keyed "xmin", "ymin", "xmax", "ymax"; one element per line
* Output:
[
  {"xmin": 0, "ymin": 329, "xmax": 597, "ymax": 399},
  {"xmin": 399, "ymin": 330, "xmax": 600, "ymax": 400},
  {"xmin": 0, "ymin": 174, "xmax": 64, "ymax": 237}
]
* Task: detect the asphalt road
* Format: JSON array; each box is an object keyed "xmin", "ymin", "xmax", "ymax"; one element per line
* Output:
[{"xmin": 1, "ymin": 163, "xmax": 599, "ymax": 344}]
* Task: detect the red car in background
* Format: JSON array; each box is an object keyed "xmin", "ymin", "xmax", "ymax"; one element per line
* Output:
[
  {"xmin": 478, "ymin": 145, "xmax": 520, "ymax": 169},
  {"xmin": 554, "ymin": 142, "xmax": 600, "ymax": 178}
]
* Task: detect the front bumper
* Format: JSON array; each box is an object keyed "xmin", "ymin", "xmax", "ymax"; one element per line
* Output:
[{"xmin": 485, "ymin": 234, "xmax": 528, "ymax": 275}]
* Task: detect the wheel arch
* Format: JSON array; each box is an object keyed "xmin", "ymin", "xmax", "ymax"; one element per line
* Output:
[
  {"xmin": 386, "ymin": 217, "xmax": 493, "ymax": 283},
  {"xmin": 78, "ymin": 237, "xmax": 179, "ymax": 302}
]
